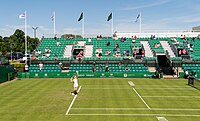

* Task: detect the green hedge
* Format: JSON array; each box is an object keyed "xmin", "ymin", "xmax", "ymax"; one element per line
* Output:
[{"xmin": 10, "ymin": 62, "xmax": 25, "ymax": 69}]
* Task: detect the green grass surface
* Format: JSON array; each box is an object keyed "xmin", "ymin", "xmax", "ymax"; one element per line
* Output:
[{"xmin": 0, "ymin": 78, "xmax": 200, "ymax": 121}]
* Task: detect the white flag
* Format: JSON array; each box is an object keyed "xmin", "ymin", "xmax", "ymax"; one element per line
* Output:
[{"xmin": 19, "ymin": 13, "xmax": 25, "ymax": 19}]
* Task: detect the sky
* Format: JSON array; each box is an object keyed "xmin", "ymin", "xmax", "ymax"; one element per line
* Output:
[{"xmin": 0, "ymin": 0, "xmax": 200, "ymax": 38}]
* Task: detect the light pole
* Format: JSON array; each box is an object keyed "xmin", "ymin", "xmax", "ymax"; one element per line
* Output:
[
  {"xmin": 10, "ymin": 43, "xmax": 12, "ymax": 61},
  {"xmin": 32, "ymin": 27, "xmax": 39, "ymax": 49},
  {"xmin": 32, "ymin": 27, "xmax": 38, "ymax": 38}
]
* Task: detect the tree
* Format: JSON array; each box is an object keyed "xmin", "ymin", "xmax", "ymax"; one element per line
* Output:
[
  {"xmin": 61, "ymin": 34, "xmax": 82, "ymax": 39},
  {"xmin": 0, "ymin": 29, "xmax": 40, "ymax": 55}
]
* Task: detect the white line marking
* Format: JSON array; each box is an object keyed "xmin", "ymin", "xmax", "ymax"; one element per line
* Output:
[
  {"xmin": 84, "ymin": 85, "xmax": 129, "ymax": 86},
  {"xmin": 157, "ymin": 117, "xmax": 168, "ymax": 121},
  {"xmin": 136, "ymin": 90, "xmax": 151, "ymax": 109},
  {"xmin": 135, "ymin": 88, "xmax": 191, "ymax": 90},
  {"xmin": 128, "ymin": 81, "xmax": 151, "ymax": 109},
  {"xmin": 83, "ymin": 88, "xmax": 130, "ymax": 90},
  {"xmin": 142, "ymin": 96, "xmax": 200, "ymax": 98},
  {"xmin": 135, "ymin": 85, "xmax": 188, "ymax": 87},
  {"xmin": 67, "ymin": 114, "xmax": 200, "ymax": 117},
  {"xmin": 65, "ymin": 86, "xmax": 82, "ymax": 115},
  {"xmin": 71, "ymin": 108, "xmax": 200, "ymax": 111},
  {"xmin": 128, "ymin": 81, "xmax": 135, "ymax": 87}
]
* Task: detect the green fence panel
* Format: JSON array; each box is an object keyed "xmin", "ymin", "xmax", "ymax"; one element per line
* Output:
[
  {"xmin": 18, "ymin": 72, "xmax": 154, "ymax": 78},
  {"xmin": 0, "ymin": 65, "xmax": 14, "ymax": 83}
]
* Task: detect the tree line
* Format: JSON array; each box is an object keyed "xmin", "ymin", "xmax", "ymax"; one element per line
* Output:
[{"xmin": 0, "ymin": 29, "xmax": 39, "ymax": 55}]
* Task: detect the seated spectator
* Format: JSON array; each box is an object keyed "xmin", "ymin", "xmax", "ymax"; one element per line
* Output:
[
  {"xmin": 97, "ymin": 35, "xmax": 102, "ymax": 40},
  {"xmin": 24, "ymin": 64, "xmax": 29, "ymax": 72},
  {"xmin": 141, "ymin": 50, "xmax": 145, "ymax": 58},
  {"xmin": 173, "ymin": 38, "xmax": 179, "ymax": 45},
  {"xmin": 98, "ymin": 53, "xmax": 102, "ymax": 58},
  {"xmin": 59, "ymin": 62, "xmax": 63, "ymax": 69},
  {"xmin": 190, "ymin": 47, "xmax": 193, "ymax": 52},
  {"xmin": 77, "ymin": 50, "xmax": 84, "ymax": 60},
  {"xmin": 35, "ymin": 50, "xmax": 41, "ymax": 56},
  {"xmin": 133, "ymin": 49, "xmax": 137, "ymax": 58},
  {"xmin": 150, "ymin": 35, "xmax": 156, "ymax": 40},
  {"xmin": 92, "ymin": 62, "xmax": 96, "ymax": 72},
  {"xmin": 118, "ymin": 62, "xmax": 122, "ymax": 69},
  {"xmin": 198, "ymin": 34, "xmax": 200, "ymax": 39},
  {"xmin": 178, "ymin": 50, "xmax": 182, "ymax": 56},
  {"xmin": 113, "ymin": 48, "xmax": 117, "ymax": 52},
  {"xmin": 99, "ymin": 35, "xmax": 102, "ymax": 39},
  {"xmin": 106, "ymin": 42, "xmax": 110, "ymax": 46},
  {"xmin": 184, "ymin": 35, "xmax": 186, "ymax": 40},
  {"xmin": 38, "ymin": 61, "xmax": 44, "ymax": 71},
  {"xmin": 105, "ymin": 50, "xmax": 111, "ymax": 56},
  {"xmin": 190, "ymin": 44, "xmax": 193, "ymax": 48},
  {"xmin": 132, "ymin": 36, "xmax": 136, "ymax": 43},
  {"xmin": 192, "ymin": 37, "xmax": 195, "ymax": 42},
  {"xmin": 120, "ymin": 37, "xmax": 126, "ymax": 42},
  {"xmin": 115, "ymin": 43, "xmax": 119, "ymax": 49},
  {"xmin": 105, "ymin": 64, "xmax": 109, "ymax": 72},
  {"xmin": 125, "ymin": 64, "xmax": 129, "ymax": 70},
  {"xmin": 114, "ymin": 53, "xmax": 117, "ymax": 57},
  {"xmin": 56, "ymin": 41, "xmax": 60, "ymax": 46},
  {"xmin": 116, "ymin": 49, "xmax": 121, "ymax": 57},
  {"xmin": 49, "ymin": 49, "xmax": 52, "ymax": 53},
  {"xmin": 46, "ymin": 53, "xmax": 50, "ymax": 57},
  {"xmin": 134, "ymin": 35, "xmax": 137, "ymax": 40},
  {"xmin": 45, "ymin": 47, "xmax": 51, "ymax": 53},
  {"xmin": 126, "ymin": 50, "xmax": 130, "ymax": 56},
  {"xmin": 153, "ymin": 35, "xmax": 156, "ymax": 39},
  {"xmin": 112, "ymin": 32, "xmax": 118, "ymax": 40},
  {"xmin": 154, "ymin": 43, "xmax": 160, "ymax": 48},
  {"xmin": 38, "ymin": 50, "xmax": 41, "ymax": 55},
  {"xmin": 80, "ymin": 50, "xmax": 84, "ymax": 55},
  {"xmin": 54, "ymin": 54, "xmax": 58, "ymax": 60},
  {"xmin": 150, "ymin": 35, "xmax": 153, "ymax": 40},
  {"xmin": 99, "ymin": 64, "xmax": 102, "ymax": 70},
  {"xmin": 54, "ymin": 36, "xmax": 57, "ymax": 40},
  {"xmin": 31, "ymin": 55, "xmax": 37, "ymax": 60},
  {"xmin": 182, "ymin": 49, "xmax": 187, "ymax": 55},
  {"xmin": 157, "ymin": 43, "xmax": 160, "ymax": 48}
]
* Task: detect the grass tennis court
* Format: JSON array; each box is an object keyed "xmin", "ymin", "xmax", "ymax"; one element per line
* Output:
[{"xmin": 0, "ymin": 78, "xmax": 200, "ymax": 121}]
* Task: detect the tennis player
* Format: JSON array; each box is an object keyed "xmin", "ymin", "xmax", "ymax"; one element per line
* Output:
[{"xmin": 70, "ymin": 75, "xmax": 79, "ymax": 95}]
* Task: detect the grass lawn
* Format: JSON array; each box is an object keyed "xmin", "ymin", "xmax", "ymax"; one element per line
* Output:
[{"xmin": 0, "ymin": 78, "xmax": 200, "ymax": 121}]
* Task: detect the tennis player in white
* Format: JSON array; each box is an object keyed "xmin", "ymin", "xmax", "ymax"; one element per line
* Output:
[{"xmin": 70, "ymin": 75, "xmax": 78, "ymax": 95}]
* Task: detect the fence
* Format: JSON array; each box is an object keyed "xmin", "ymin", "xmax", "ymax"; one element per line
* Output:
[{"xmin": 0, "ymin": 65, "xmax": 15, "ymax": 83}]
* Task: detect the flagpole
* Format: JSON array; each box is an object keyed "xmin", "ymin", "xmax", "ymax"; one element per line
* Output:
[
  {"xmin": 82, "ymin": 12, "xmax": 84, "ymax": 38},
  {"xmin": 25, "ymin": 11, "xmax": 27, "ymax": 64},
  {"xmin": 54, "ymin": 11, "xmax": 56, "ymax": 37},
  {"xmin": 139, "ymin": 12, "xmax": 142, "ymax": 34},
  {"xmin": 111, "ymin": 12, "xmax": 114, "ymax": 35}
]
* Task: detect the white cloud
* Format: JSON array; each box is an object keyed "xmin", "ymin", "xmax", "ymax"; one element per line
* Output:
[
  {"xmin": 160, "ymin": 14, "xmax": 200, "ymax": 24},
  {"xmin": 123, "ymin": 0, "xmax": 171, "ymax": 10}
]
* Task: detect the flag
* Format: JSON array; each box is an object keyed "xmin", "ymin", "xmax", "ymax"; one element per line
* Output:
[
  {"xmin": 19, "ymin": 13, "xmax": 25, "ymax": 19},
  {"xmin": 51, "ymin": 14, "xmax": 54, "ymax": 21},
  {"xmin": 135, "ymin": 14, "xmax": 140, "ymax": 22},
  {"xmin": 107, "ymin": 13, "xmax": 112, "ymax": 21},
  {"xmin": 78, "ymin": 12, "xmax": 83, "ymax": 21}
]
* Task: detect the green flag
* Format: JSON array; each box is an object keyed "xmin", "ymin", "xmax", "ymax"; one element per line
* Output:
[
  {"xmin": 78, "ymin": 12, "xmax": 83, "ymax": 21},
  {"xmin": 107, "ymin": 13, "xmax": 112, "ymax": 21}
]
